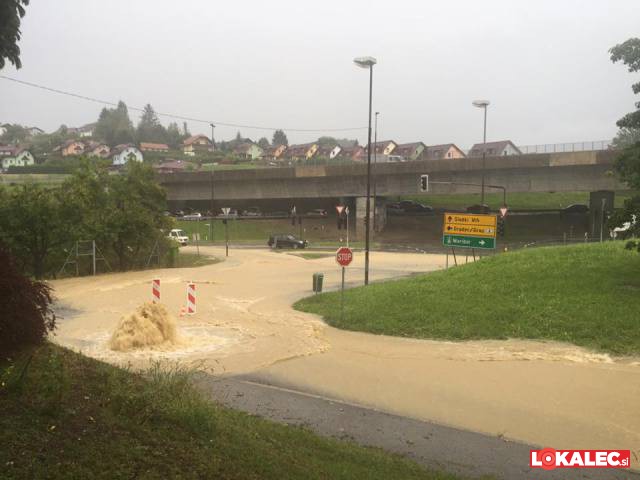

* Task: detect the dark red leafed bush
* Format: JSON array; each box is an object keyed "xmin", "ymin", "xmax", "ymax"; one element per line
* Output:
[{"xmin": 0, "ymin": 244, "xmax": 56, "ymax": 356}]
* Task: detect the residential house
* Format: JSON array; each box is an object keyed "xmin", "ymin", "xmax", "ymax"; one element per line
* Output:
[
  {"xmin": 263, "ymin": 144, "xmax": 288, "ymax": 162},
  {"xmin": 78, "ymin": 123, "xmax": 96, "ymax": 138},
  {"xmin": 26, "ymin": 126, "xmax": 44, "ymax": 136},
  {"xmin": 284, "ymin": 143, "xmax": 319, "ymax": 161},
  {"xmin": 365, "ymin": 140, "xmax": 398, "ymax": 161},
  {"xmin": 140, "ymin": 142, "xmax": 170, "ymax": 153},
  {"xmin": 317, "ymin": 145, "xmax": 342, "ymax": 160},
  {"xmin": 85, "ymin": 142, "xmax": 111, "ymax": 158},
  {"xmin": 60, "ymin": 140, "xmax": 86, "ymax": 157},
  {"xmin": 152, "ymin": 159, "xmax": 197, "ymax": 174},
  {"xmin": 393, "ymin": 142, "xmax": 426, "ymax": 161},
  {"xmin": 339, "ymin": 145, "xmax": 365, "ymax": 162},
  {"xmin": 468, "ymin": 140, "xmax": 522, "ymax": 157},
  {"xmin": 183, "ymin": 134, "xmax": 213, "ymax": 156},
  {"xmin": 422, "ymin": 143, "xmax": 466, "ymax": 160},
  {"xmin": 112, "ymin": 144, "xmax": 144, "ymax": 166},
  {"xmin": 0, "ymin": 145, "xmax": 35, "ymax": 170},
  {"xmin": 234, "ymin": 142, "xmax": 263, "ymax": 160}
]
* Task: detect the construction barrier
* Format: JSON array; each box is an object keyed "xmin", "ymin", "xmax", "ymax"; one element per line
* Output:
[
  {"xmin": 187, "ymin": 282, "xmax": 196, "ymax": 315},
  {"xmin": 152, "ymin": 279, "xmax": 160, "ymax": 303}
]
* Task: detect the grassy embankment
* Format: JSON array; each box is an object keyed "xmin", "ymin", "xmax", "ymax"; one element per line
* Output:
[
  {"xmin": 1, "ymin": 345, "xmax": 463, "ymax": 480},
  {"xmin": 295, "ymin": 242, "xmax": 640, "ymax": 355},
  {"xmin": 399, "ymin": 190, "xmax": 635, "ymax": 210}
]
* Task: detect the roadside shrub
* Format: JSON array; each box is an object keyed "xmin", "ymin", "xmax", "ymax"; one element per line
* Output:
[{"xmin": 0, "ymin": 244, "xmax": 56, "ymax": 356}]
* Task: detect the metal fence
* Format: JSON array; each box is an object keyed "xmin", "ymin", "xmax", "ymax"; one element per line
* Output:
[{"xmin": 516, "ymin": 140, "xmax": 613, "ymax": 155}]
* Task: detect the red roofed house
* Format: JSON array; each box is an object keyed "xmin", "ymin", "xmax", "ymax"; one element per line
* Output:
[
  {"xmin": 284, "ymin": 143, "xmax": 319, "ymax": 161},
  {"xmin": 140, "ymin": 142, "xmax": 170, "ymax": 153},
  {"xmin": 468, "ymin": 140, "xmax": 522, "ymax": 157},
  {"xmin": 422, "ymin": 144, "xmax": 466, "ymax": 160},
  {"xmin": 153, "ymin": 159, "xmax": 197, "ymax": 174},
  {"xmin": 393, "ymin": 142, "xmax": 426, "ymax": 161},
  {"xmin": 317, "ymin": 145, "xmax": 342, "ymax": 159},
  {"xmin": 339, "ymin": 145, "xmax": 365, "ymax": 162},
  {"xmin": 0, "ymin": 145, "xmax": 35, "ymax": 170},
  {"xmin": 183, "ymin": 135, "xmax": 213, "ymax": 156},
  {"xmin": 263, "ymin": 144, "xmax": 288, "ymax": 162}
]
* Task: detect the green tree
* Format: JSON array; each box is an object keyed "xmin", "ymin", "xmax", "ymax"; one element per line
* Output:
[
  {"xmin": 272, "ymin": 129, "xmax": 288, "ymax": 146},
  {"xmin": 612, "ymin": 127, "xmax": 640, "ymax": 149},
  {"xmin": 64, "ymin": 160, "xmax": 171, "ymax": 270},
  {"xmin": 166, "ymin": 122, "xmax": 182, "ymax": 149},
  {"xmin": 317, "ymin": 136, "xmax": 337, "ymax": 147},
  {"xmin": 257, "ymin": 137, "xmax": 270, "ymax": 149},
  {"xmin": 0, "ymin": 123, "xmax": 29, "ymax": 144},
  {"xmin": 0, "ymin": 0, "xmax": 29, "ymax": 69},
  {"xmin": 94, "ymin": 101, "xmax": 135, "ymax": 146},
  {"xmin": 0, "ymin": 183, "xmax": 76, "ymax": 278},
  {"xmin": 136, "ymin": 103, "xmax": 168, "ymax": 144},
  {"xmin": 609, "ymin": 38, "xmax": 640, "ymax": 250}
]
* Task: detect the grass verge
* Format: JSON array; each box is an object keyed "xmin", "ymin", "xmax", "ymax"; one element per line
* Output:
[
  {"xmin": 0, "ymin": 344, "xmax": 465, "ymax": 480},
  {"xmin": 295, "ymin": 242, "xmax": 640, "ymax": 355},
  {"xmin": 176, "ymin": 251, "xmax": 221, "ymax": 268}
]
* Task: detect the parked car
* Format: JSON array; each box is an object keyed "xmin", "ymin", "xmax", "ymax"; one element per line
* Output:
[
  {"xmin": 305, "ymin": 209, "xmax": 328, "ymax": 217},
  {"xmin": 466, "ymin": 204, "xmax": 490, "ymax": 214},
  {"xmin": 386, "ymin": 203, "xmax": 404, "ymax": 215},
  {"xmin": 242, "ymin": 207, "xmax": 262, "ymax": 217},
  {"xmin": 183, "ymin": 212, "xmax": 202, "ymax": 220},
  {"xmin": 217, "ymin": 209, "xmax": 239, "ymax": 218},
  {"xmin": 168, "ymin": 229, "xmax": 188, "ymax": 246},
  {"xmin": 268, "ymin": 234, "xmax": 308, "ymax": 249},
  {"xmin": 387, "ymin": 201, "xmax": 434, "ymax": 215},
  {"xmin": 563, "ymin": 204, "xmax": 589, "ymax": 214}
]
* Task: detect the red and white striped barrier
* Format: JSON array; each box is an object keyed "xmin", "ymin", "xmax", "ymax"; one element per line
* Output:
[
  {"xmin": 186, "ymin": 282, "xmax": 196, "ymax": 315},
  {"xmin": 152, "ymin": 279, "xmax": 160, "ymax": 303}
]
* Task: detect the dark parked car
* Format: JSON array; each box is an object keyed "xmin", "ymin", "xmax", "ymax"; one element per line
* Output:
[
  {"xmin": 563, "ymin": 204, "xmax": 589, "ymax": 214},
  {"xmin": 466, "ymin": 204, "xmax": 491, "ymax": 214},
  {"xmin": 242, "ymin": 207, "xmax": 262, "ymax": 216},
  {"xmin": 268, "ymin": 234, "xmax": 308, "ymax": 249},
  {"xmin": 387, "ymin": 201, "xmax": 434, "ymax": 215},
  {"xmin": 305, "ymin": 209, "xmax": 328, "ymax": 218}
]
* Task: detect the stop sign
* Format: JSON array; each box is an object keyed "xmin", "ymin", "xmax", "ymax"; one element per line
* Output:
[{"xmin": 336, "ymin": 247, "xmax": 353, "ymax": 267}]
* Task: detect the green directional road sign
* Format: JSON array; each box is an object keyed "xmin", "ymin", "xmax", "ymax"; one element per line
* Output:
[{"xmin": 442, "ymin": 234, "xmax": 495, "ymax": 250}]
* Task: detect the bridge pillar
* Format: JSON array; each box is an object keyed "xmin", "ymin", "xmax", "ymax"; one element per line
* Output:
[{"xmin": 356, "ymin": 196, "xmax": 387, "ymax": 240}]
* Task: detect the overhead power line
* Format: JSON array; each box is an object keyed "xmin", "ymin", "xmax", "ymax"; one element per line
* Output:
[{"xmin": 0, "ymin": 75, "xmax": 367, "ymax": 133}]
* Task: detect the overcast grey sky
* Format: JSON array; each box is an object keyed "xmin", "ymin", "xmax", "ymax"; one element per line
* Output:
[{"xmin": 0, "ymin": 0, "xmax": 638, "ymax": 148}]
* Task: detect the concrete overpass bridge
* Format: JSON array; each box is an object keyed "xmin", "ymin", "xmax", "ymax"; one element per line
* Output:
[{"xmin": 160, "ymin": 150, "xmax": 621, "ymax": 201}]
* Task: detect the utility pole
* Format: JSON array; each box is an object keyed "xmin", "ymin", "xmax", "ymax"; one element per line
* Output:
[
  {"xmin": 373, "ymin": 111, "xmax": 379, "ymax": 233},
  {"xmin": 210, "ymin": 123, "xmax": 216, "ymax": 152}
]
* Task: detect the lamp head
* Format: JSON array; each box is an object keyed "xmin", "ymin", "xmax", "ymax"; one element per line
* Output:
[
  {"xmin": 354, "ymin": 56, "xmax": 377, "ymax": 68},
  {"xmin": 472, "ymin": 100, "xmax": 490, "ymax": 108}
]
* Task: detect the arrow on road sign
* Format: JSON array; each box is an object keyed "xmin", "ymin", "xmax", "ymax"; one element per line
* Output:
[{"xmin": 479, "ymin": 240, "xmax": 486, "ymax": 246}]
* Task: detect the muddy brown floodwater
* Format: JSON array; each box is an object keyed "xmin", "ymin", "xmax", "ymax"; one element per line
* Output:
[{"xmin": 52, "ymin": 246, "xmax": 640, "ymax": 455}]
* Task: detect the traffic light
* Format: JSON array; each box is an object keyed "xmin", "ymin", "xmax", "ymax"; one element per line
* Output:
[
  {"xmin": 497, "ymin": 217, "xmax": 505, "ymax": 237},
  {"xmin": 420, "ymin": 174, "xmax": 429, "ymax": 192}
]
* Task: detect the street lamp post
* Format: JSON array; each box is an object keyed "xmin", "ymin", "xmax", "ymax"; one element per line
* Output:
[
  {"xmin": 472, "ymin": 100, "xmax": 490, "ymax": 205},
  {"xmin": 354, "ymin": 56, "xmax": 377, "ymax": 286}
]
